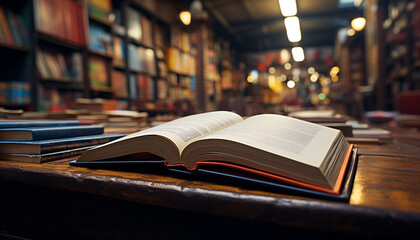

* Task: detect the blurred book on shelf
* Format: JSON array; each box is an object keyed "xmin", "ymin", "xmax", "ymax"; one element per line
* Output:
[
  {"xmin": 88, "ymin": 56, "xmax": 110, "ymax": 91},
  {"xmin": 0, "ymin": 81, "xmax": 31, "ymax": 106},
  {"xmin": 111, "ymin": 70, "xmax": 128, "ymax": 98},
  {"xmin": 0, "ymin": 5, "xmax": 30, "ymax": 47},
  {"xmin": 36, "ymin": 48, "xmax": 83, "ymax": 82},
  {"xmin": 34, "ymin": 0, "xmax": 87, "ymax": 46},
  {"xmin": 364, "ymin": 110, "xmax": 397, "ymax": 124},
  {"xmin": 74, "ymin": 98, "xmax": 118, "ymax": 111}
]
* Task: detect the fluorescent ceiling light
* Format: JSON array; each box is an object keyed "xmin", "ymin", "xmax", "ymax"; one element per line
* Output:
[
  {"xmin": 278, "ymin": 0, "xmax": 297, "ymax": 17},
  {"xmin": 284, "ymin": 16, "xmax": 301, "ymax": 42},
  {"xmin": 292, "ymin": 47, "xmax": 305, "ymax": 62}
]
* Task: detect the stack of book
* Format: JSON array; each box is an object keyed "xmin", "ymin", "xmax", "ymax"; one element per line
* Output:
[
  {"xmin": 0, "ymin": 120, "xmax": 125, "ymax": 163},
  {"xmin": 76, "ymin": 110, "xmax": 149, "ymax": 134}
]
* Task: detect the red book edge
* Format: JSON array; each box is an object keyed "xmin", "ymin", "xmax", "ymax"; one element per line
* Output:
[{"xmin": 165, "ymin": 144, "xmax": 354, "ymax": 195}]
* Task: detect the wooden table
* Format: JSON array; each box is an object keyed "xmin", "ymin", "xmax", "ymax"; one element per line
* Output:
[{"xmin": 1, "ymin": 128, "xmax": 420, "ymax": 239}]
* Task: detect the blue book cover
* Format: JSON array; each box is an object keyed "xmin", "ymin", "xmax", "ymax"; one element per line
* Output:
[
  {"xmin": 0, "ymin": 120, "xmax": 80, "ymax": 129},
  {"xmin": 0, "ymin": 133, "xmax": 125, "ymax": 154},
  {"xmin": 0, "ymin": 146, "xmax": 93, "ymax": 163},
  {"xmin": 0, "ymin": 125, "xmax": 104, "ymax": 141}
]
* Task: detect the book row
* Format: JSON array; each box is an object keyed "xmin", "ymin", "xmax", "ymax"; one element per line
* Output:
[
  {"xmin": 34, "ymin": 0, "xmax": 87, "ymax": 46},
  {"xmin": 0, "ymin": 81, "xmax": 31, "ymax": 105},
  {"xmin": 0, "ymin": 6, "xmax": 29, "ymax": 47},
  {"xmin": 36, "ymin": 48, "xmax": 83, "ymax": 82}
]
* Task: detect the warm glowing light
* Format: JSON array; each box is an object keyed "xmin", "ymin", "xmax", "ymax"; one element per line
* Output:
[
  {"xmin": 287, "ymin": 80, "xmax": 295, "ymax": 88},
  {"xmin": 179, "ymin": 11, "xmax": 191, "ymax": 25},
  {"xmin": 291, "ymin": 47, "xmax": 304, "ymax": 62},
  {"xmin": 284, "ymin": 16, "xmax": 301, "ymax": 42},
  {"xmin": 330, "ymin": 66, "xmax": 340, "ymax": 77},
  {"xmin": 247, "ymin": 75, "xmax": 253, "ymax": 83},
  {"xmin": 307, "ymin": 67, "xmax": 315, "ymax": 74},
  {"xmin": 278, "ymin": 0, "xmax": 297, "ymax": 17},
  {"xmin": 310, "ymin": 72, "xmax": 319, "ymax": 82},
  {"xmin": 145, "ymin": 48, "xmax": 154, "ymax": 56},
  {"xmin": 247, "ymin": 70, "xmax": 259, "ymax": 83},
  {"xmin": 351, "ymin": 17, "xmax": 366, "ymax": 31},
  {"xmin": 284, "ymin": 63, "xmax": 292, "ymax": 70},
  {"xmin": 280, "ymin": 49, "xmax": 291, "ymax": 64},
  {"xmin": 347, "ymin": 28, "xmax": 356, "ymax": 36},
  {"xmin": 320, "ymin": 76, "xmax": 331, "ymax": 86},
  {"xmin": 269, "ymin": 67, "xmax": 276, "ymax": 74},
  {"xmin": 268, "ymin": 75, "xmax": 276, "ymax": 90},
  {"xmin": 354, "ymin": 0, "xmax": 363, "ymax": 7},
  {"xmin": 280, "ymin": 74, "xmax": 287, "ymax": 81},
  {"xmin": 331, "ymin": 75, "xmax": 339, "ymax": 82}
]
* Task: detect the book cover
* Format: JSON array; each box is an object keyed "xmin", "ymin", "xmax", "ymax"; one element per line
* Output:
[
  {"xmin": 0, "ymin": 120, "xmax": 80, "ymax": 129},
  {"xmin": 0, "ymin": 125, "xmax": 104, "ymax": 141},
  {"xmin": 0, "ymin": 133, "xmax": 125, "ymax": 154}
]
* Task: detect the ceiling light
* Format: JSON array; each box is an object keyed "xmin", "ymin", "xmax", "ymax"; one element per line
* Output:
[
  {"xmin": 284, "ymin": 16, "xmax": 301, "ymax": 42},
  {"xmin": 291, "ymin": 47, "xmax": 305, "ymax": 62},
  {"xmin": 179, "ymin": 11, "xmax": 191, "ymax": 25},
  {"xmin": 278, "ymin": 0, "xmax": 297, "ymax": 17},
  {"xmin": 351, "ymin": 17, "xmax": 366, "ymax": 31}
]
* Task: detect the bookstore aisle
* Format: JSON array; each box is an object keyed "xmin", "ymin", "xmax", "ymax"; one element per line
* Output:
[{"xmin": 0, "ymin": 0, "xmax": 418, "ymax": 122}]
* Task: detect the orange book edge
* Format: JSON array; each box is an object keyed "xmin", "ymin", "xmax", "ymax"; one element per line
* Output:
[{"xmin": 164, "ymin": 144, "xmax": 354, "ymax": 195}]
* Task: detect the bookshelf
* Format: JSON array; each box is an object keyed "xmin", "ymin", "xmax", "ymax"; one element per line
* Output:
[
  {"xmin": 380, "ymin": 0, "xmax": 420, "ymax": 110},
  {"xmin": 166, "ymin": 26, "xmax": 197, "ymax": 109},
  {"xmin": 125, "ymin": 4, "xmax": 157, "ymax": 112},
  {"xmin": 0, "ymin": 0, "xmax": 245, "ymax": 115},
  {"xmin": 0, "ymin": 0, "xmax": 33, "ymax": 109},
  {"xmin": 33, "ymin": 0, "xmax": 87, "ymax": 112},
  {"xmin": 86, "ymin": 0, "xmax": 116, "ymax": 102}
]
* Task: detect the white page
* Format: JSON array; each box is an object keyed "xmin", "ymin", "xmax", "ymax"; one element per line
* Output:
[
  {"xmin": 98, "ymin": 111, "xmax": 243, "ymax": 153},
  {"xmin": 201, "ymin": 114, "xmax": 339, "ymax": 168}
]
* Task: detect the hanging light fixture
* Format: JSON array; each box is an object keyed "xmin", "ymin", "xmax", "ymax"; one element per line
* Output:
[{"xmin": 179, "ymin": 11, "xmax": 191, "ymax": 25}]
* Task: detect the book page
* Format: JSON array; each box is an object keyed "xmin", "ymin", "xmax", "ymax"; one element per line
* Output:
[
  {"xmin": 200, "ymin": 114, "xmax": 339, "ymax": 168},
  {"xmin": 114, "ymin": 111, "xmax": 243, "ymax": 152}
]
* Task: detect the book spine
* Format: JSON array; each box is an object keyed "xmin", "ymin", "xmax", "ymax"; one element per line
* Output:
[
  {"xmin": 39, "ymin": 147, "xmax": 91, "ymax": 162},
  {"xmin": 39, "ymin": 135, "xmax": 122, "ymax": 153}
]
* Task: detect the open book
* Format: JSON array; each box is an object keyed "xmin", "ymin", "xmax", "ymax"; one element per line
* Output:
[{"xmin": 72, "ymin": 111, "xmax": 356, "ymax": 200}]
